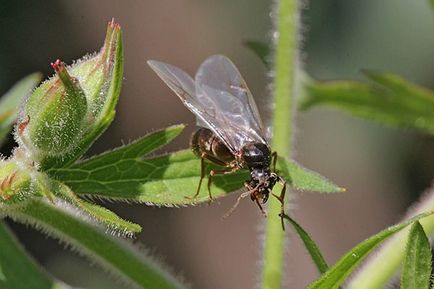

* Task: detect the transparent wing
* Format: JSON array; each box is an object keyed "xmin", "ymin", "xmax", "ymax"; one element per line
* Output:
[
  {"xmin": 147, "ymin": 60, "xmax": 236, "ymax": 152},
  {"xmin": 195, "ymin": 55, "xmax": 266, "ymax": 150}
]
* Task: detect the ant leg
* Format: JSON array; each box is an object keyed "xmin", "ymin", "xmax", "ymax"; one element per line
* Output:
[
  {"xmin": 271, "ymin": 151, "xmax": 278, "ymax": 172},
  {"xmin": 187, "ymin": 153, "xmax": 227, "ymax": 200},
  {"xmin": 207, "ymin": 168, "xmax": 235, "ymax": 203},
  {"xmin": 189, "ymin": 155, "xmax": 206, "ymax": 199},
  {"xmin": 254, "ymin": 196, "xmax": 267, "ymax": 217},
  {"xmin": 272, "ymin": 178, "xmax": 287, "ymax": 230}
]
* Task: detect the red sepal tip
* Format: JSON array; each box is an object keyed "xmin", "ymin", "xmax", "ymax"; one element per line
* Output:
[
  {"xmin": 50, "ymin": 59, "xmax": 64, "ymax": 72},
  {"xmin": 108, "ymin": 17, "xmax": 120, "ymax": 29}
]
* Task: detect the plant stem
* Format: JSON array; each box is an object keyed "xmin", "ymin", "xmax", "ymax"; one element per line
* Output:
[
  {"xmin": 347, "ymin": 188, "xmax": 434, "ymax": 289},
  {"xmin": 262, "ymin": 0, "xmax": 297, "ymax": 288},
  {"xmin": 8, "ymin": 199, "xmax": 185, "ymax": 289}
]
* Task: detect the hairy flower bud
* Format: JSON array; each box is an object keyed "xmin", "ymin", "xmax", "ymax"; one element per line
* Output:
[
  {"xmin": 19, "ymin": 60, "xmax": 88, "ymax": 157},
  {"xmin": 16, "ymin": 19, "xmax": 123, "ymax": 169},
  {"xmin": 0, "ymin": 160, "xmax": 34, "ymax": 204}
]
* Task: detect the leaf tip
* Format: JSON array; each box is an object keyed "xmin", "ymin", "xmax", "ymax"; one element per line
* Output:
[{"xmin": 166, "ymin": 123, "xmax": 186, "ymax": 137}]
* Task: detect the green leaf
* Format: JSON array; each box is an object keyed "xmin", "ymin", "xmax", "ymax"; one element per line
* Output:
[
  {"xmin": 347, "ymin": 195, "xmax": 434, "ymax": 289},
  {"xmin": 307, "ymin": 211, "xmax": 433, "ymax": 289},
  {"xmin": 244, "ymin": 40, "xmax": 271, "ymax": 67},
  {"xmin": 0, "ymin": 73, "xmax": 42, "ymax": 145},
  {"xmin": 51, "ymin": 149, "xmax": 245, "ymax": 205},
  {"xmin": 5, "ymin": 199, "xmax": 185, "ymax": 289},
  {"xmin": 0, "ymin": 221, "xmax": 68, "ymax": 289},
  {"xmin": 281, "ymin": 214, "xmax": 329, "ymax": 274},
  {"xmin": 48, "ymin": 127, "xmax": 341, "ymax": 205},
  {"xmin": 401, "ymin": 221, "xmax": 432, "ymax": 289},
  {"xmin": 277, "ymin": 157, "xmax": 344, "ymax": 193},
  {"xmin": 300, "ymin": 72, "xmax": 434, "ymax": 134},
  {"xmin": 51, "ymin": 180, "xmax": 141, "ymax": 235}
]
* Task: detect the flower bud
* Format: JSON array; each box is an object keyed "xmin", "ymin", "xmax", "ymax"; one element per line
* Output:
[
  {"xmin": 19, "ymin": 60, "xmax": 88, "ymax": 157},
  {"xmin": 16, "ymin": 19, "xmax": 123, "ymax": 167},
  {"xmin": 0, "ymin": 160, "xmax": 34, "ymax": 204}
]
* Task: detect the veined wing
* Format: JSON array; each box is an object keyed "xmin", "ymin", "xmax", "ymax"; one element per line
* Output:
[
  {"xmin": 195, "ymin": 55, "xmax": 267, "ymax": 150},
  {"xmin": 147, "ymin": 60, "xmax": 236, "ymax": 152}
]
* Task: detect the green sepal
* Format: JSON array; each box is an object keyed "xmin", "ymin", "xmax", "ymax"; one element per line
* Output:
[
  {"xmin": 0, "ymin": 159, "xmax": 36, "ymax": 204},
  {"xmin": 17, "ymin": 19, "xmax": 124, "ymax": 170},
  {"xmin": 21, "ymin": 60, "xmax": 88, "ymax": 157}
]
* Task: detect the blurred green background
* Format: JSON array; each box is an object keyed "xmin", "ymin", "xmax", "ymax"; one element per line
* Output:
[{"xmin": 1, "ymin": 0, "xmax": 433, "ymax": 288}]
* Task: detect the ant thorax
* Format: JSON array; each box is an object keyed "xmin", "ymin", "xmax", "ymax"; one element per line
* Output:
[{"xmin": 238, "ymin": 142, "xmax": 272, "ymax": 169}]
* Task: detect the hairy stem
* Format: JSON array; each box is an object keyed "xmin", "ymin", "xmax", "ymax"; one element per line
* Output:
[{"xmin": 262, "ymin": 0, "xmax": 297, "ymax": 288}]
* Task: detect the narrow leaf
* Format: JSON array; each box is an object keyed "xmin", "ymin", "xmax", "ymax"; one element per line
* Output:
[
  {"xmin": 63, "ymin": 124, "xmax": 185, "ymax": 170},
  {"xmin": 277, "ymin": 157, "xmax": 344, "ymax": 193},
  {"xmin": 0, "ymin": 73, "xmax": 42, "ymax": 145},
  {"xmin": 51, "ymin": 180, "xmax": 141, "ymax": 235},
  {"xmin": 307, "ymin": 212, "xmax": 433, "ymax": 289},
  {"xmin": 0, "ymin": 221, "xmax": 69, "ymax": 289},
  {"xmin": 244, "ymin": 40, "xmax": 271, "ymax": 67},
  {"xmin": 6, "ymin": 199, "xmax": 185, "ymax": 289},
  {"xmin": 50, "ymin": 147, "xmax": 342, "ymax": 205},
  {"xmin": 300, "ymin": 72, "xmax": 434, "ymax": 134},
  {"xmin": 281, "ymin": 214, "xmax": 329, "ymax": 274},
  {"xmin": 401, "ymin": 221, "xmax": 432, "ymax": 289},
  {"xmin": 347, "ymin": 188, "xmax": 434, "ymax": 289}
]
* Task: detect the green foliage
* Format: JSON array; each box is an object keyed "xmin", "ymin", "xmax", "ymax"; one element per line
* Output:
[
  {"xmin": 307, "ymin": 212, "xmax": 432, "ymax": 289},
  {"xmin": 0, "ymin": 73, "xmax": 42, "ymax": 146},
  {"xmin": 244, "ymin": 40, "xmax": 271, "ymax": 67},
  {"xmin": 300, "ymin": 72, "xmax": 434, "ymax": 134},
  {"xmin": 51, "ymin": 179, "xmax": 141, "ymax": 234},
  {"xmin": 277, "ymin": 157, "xmax": 344, "ymax": 193},
  {"xmin": 49, "ymin": 143, "xmax": 341, "ymax": 206},
  {"xmin": 347, "ymin": 205, "xmax": 434, "ymax": 288},
  {"xmin": 401, "ymin": 221, "xmax": 432, "ymax": 289},
  {"xmin": 0, "ymin": 222, "xmax": 68, "ymax": 289},
  {"xmin": 0, "ymin": 15, "xmax": 342, "ymax": 289},
  {"xmin": 8, "ymin": 199, "xmax": 185, "ymax": 289},
  {"xmin": 281, "ymin": 214, "xmax": 329, "ymax": 274},
  {"xmin": 4, "ymin": 4, "xmax": 432, "ymax": 288},
  {"xmin": 0, "ymin": 20, "xmax": 186, "ymax": 289}
]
